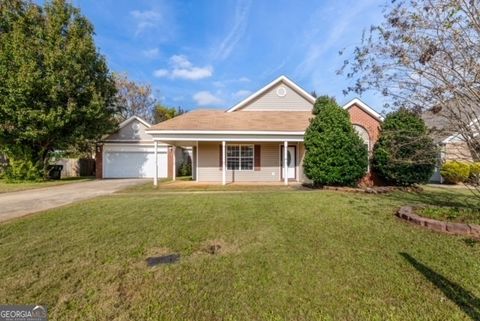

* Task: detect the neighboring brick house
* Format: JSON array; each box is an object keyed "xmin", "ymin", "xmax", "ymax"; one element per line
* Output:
[{"xmin": 145, "ymin": 75, "xmax": 382, "ymax": 186}]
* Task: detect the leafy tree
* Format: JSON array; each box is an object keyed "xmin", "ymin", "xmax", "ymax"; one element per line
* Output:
[
  {"xmin": 372, "ymin": 109, "xmax": 437, "ymax": 186},
  {"xmin": 114, "ymin": 72, "xmax": 156, "ymax": 123},
  {"xmin": 339, "ymin": 0, "xmax": 480, "ymax": 161},
  {"xmin": 303, "ymin": 96, "xmax": 368, "ymax": 186},
  {"xmin": 153, "ymin": 104, "xmax": 185, "ymax": 123},
  {"xmin": 0, "ymin": 0, "xmax": 118, "ymax": 180}
]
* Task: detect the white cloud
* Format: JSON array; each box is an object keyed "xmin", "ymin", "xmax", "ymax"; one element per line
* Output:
[
  {"xmin": 153, "ymin": 69, "xmax": 169, "ymax": 77},
  {"xmin": 238, "ymin": 76, "xmax": 250, "ymax": 82},
  {"xmin": 213, "ymin": 0, "xmax": 252, "ymax": 60},
  {"xmin": 153, "ymin": 55, "xmax": 213, "ymax": 80},
  {"xmin": 193, "ymin": 91, "xmax": 224, "ymax": 106},
  {"xmin": 131, "ymin": 10, "xmax": 163, "ymax": 35},
  {"xmin": 233, "ymin": 90, "xmax": 252, "ymax": 99},
  {"xmin": 170, "ymin": 55, "xmax": 192, "ymax": 68},
  {"xmin": 142, "ymin": 48, "xmax": 160, "ymax": 58},
  {"xmin": 171, "ymin": 66, "xmax": 213, "ymax": 80}
]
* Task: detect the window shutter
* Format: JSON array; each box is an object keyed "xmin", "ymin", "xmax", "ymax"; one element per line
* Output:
[
  {"xmin": 219, "ymin": 145, "xmax": 223, "ymax": 171},
  {"xmin": 254, "ymin": 145, "xmax": 261, "ymax": 171}
]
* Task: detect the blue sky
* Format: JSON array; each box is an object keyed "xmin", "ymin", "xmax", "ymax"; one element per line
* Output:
[{"xmin": 67, "ymin": 0, "xmax": 387, "ymax": 113}]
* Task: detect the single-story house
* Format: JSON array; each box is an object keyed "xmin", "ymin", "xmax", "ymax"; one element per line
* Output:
[
  {"xmin": 423, "ymin": 107, "xmax": 477, "ymax": 183},
  {"xmin": 143, "ymin": 75, "xmax": 382, "ymax": 185},
  {"xmin": 95, "ymin": 116, "xmax": 189, "ymax": 179}
]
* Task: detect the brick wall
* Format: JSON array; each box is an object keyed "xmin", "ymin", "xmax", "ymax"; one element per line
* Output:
[
  {"xmin": 347, "ymin": 104, "xmax": 382, "ymax": 186},
  {"xmin": 347, "ymin": 104, "xmax": 380, "ymax": 144},
  {"xmin": 95, "ymin": 144, "xmax": 103, "ymax": 179}
]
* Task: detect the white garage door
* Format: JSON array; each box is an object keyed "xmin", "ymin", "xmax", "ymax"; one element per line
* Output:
[{"xmin": 104, "ymin": 145, "xmax": 168, "ymax": 178}]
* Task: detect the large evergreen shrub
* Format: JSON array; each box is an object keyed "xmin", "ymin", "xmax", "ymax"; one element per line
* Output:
[
  {"xmin": 372, "ymin": 109, "xmax": 437, "ymax": 185},
  {"xmin": 303, "ymin": 96, "xmax": 368, "ymax": 186}
]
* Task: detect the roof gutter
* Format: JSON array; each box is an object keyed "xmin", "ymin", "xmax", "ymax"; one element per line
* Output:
[{"xmin": 146, "ymin": 130, "xmax": 306, "ymax": 135}]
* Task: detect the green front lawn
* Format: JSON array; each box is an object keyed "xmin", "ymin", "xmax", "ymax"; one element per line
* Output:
[
  {"xmin": 419, "ymin": 206, "xmax": 480, "ymax": 225},
  {"xmin": 0, "ymin": 177, "xmax": 93, "ymax": 193},
  {"xmin": 0, "ymin": 185, "xmax": 479, "ymax": 320}
]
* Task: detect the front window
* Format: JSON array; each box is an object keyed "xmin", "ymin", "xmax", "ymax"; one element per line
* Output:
[
  {"xmin": 227, "ymin": 144, "xmax": 254, "ymax": 170},
  {"xmin": 353, "ymin": 125, "xmax": 370, "ymax": 151}
]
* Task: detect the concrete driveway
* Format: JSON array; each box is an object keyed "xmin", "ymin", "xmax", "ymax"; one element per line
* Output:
[{"xmin": 0, "ymin": 179, "xmax": 147, "ymax": 223}]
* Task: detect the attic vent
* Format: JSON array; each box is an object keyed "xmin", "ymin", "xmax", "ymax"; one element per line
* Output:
[
  {"xmin": 132, "ymin": 123, "xmax": 140, "ymax": 134},
  {"xmin": 276, "ymin": 86, "xmax": 287, "ymax": 97}
]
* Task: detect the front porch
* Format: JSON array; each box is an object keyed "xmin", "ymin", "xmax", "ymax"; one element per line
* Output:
[{"xmin": 152, "ymin": 139, "xmax": 305, "ymax": 186}]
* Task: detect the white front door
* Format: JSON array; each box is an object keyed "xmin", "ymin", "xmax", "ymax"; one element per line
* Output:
[{"xmin": 281, "ymin": 146, "xmax": 296, "ymax": 179}]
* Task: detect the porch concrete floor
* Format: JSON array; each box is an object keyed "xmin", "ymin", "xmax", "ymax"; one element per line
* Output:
[
  {"xmin": 122, "ymin": 179, "xmax": 305, "ymax": 193},
  {"xmin": 163, "ymin": 180, "xmax": 302, "ymax": 186}
]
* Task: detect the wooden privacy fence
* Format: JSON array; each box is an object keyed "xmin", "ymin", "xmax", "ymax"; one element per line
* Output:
[{"xmin": 55, "ymin": 158, "xmax": 95, "ymax": 177}]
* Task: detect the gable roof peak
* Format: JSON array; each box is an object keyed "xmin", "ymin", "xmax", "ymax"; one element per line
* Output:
[
  {"xmin": 119, "ymin": 115, "xmax": 151, "ymax": 129},
  {"xmin": 342, "ymin": 98, "xmax": 383, "ymax": 121},
  {"xmin": 226, "ymin": 75, "xmax": 316, "ymax": 112}
]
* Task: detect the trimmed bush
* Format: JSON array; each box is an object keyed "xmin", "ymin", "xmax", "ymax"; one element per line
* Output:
[
  {"xmin": 469, "ymin": 162, "xmax": 480, "ymax": 185},
  {"xmin": 177, "ymin": 158, "xmax": 192, "ymax": 177},
  {"xmin": 372, "ymin": 109, "xmax": 437, "ymax": 186},
  {"xmin": 303, "ymin": 96, "xmax": 368, "ymax": 186},
  {"xmin": 440, "ymin": 161, "xmax": 470, "ymax": 184}
]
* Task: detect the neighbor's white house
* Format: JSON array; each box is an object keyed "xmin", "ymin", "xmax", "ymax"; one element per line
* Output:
[{"xmin": 96, "ymin": 76, "xmax": 382, "ymax": 185}]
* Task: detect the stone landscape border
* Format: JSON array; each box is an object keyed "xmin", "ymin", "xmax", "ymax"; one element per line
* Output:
[{"xmin": 396, "ymin": 206, "xmax": 480, "ymax": 238}]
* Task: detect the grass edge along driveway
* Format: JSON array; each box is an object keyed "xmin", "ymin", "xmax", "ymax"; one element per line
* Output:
[{"xmin": 0, "ymin": 177, "xmax": 94, "ymax": 193}]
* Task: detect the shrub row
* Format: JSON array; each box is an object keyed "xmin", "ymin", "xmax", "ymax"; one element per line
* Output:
[
  {"xmin": 303, "ymin": 98, "xmax": 437, "ymax": 187},
  {"xmin": 441, "ymin": 161, "xmax": 480, "ymax": 184}
]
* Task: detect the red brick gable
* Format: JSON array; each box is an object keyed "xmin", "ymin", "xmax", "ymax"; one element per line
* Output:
[{"xmin": 347, "ymin": 103, "xmax": 381, "ymax": 145}]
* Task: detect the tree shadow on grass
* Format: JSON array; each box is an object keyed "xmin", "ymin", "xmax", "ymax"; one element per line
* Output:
[
  {"xmin": 400, "ymin": 253, "xmax": 480, "ymax": 321},
  {"xmin": 387, "ymin": 188, "xmax": 478, "ymax": 209}
]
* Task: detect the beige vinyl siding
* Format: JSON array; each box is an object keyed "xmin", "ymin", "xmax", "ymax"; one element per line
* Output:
[
  {"xmin": 444, "ymin": 141, "xmax": 474, "ymax": 162},
  {"xmin": 238, "ymin": 81, "xmax": 313, "ymax": 112},
  {"xmin": 106, "ymin": 119, "xmax": 152, "ymax": 142},
  {"xmin": 197, "ymin": 142, "xmax": 281, "ymax": 182}
]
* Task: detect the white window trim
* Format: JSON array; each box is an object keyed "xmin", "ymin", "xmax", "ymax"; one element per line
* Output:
[{"xmin": 226, "ymin": 144, "xmax": 255, "ymax": 171}]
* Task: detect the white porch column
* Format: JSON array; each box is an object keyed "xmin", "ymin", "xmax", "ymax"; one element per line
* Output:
[
  {"xmin": 195, "ymin": 141, "xmax": 199, "ymax": 182},
  {"xmin": 154, "ymin": 141, "xmax": 158, "ymax": 186},
  {"xmin": 172, "ymin": 146, "xmax": 176, "ymax": 181},
  {"xmin": 284, "ymin": 141, "xmax": 288, "ymax": 185},
  {"xmin": 222, "ymin": 141, "xmax": 226, "ymax": 185}
]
